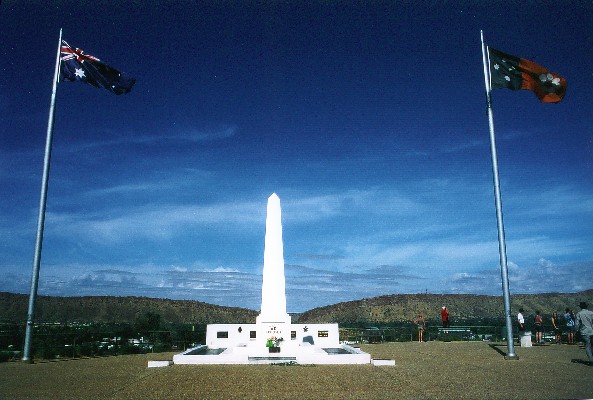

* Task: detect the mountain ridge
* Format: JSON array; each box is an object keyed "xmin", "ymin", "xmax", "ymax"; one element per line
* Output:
[
  {"xmin": 0, "ymin": 292, "xmax": 257, "ymax": 325},
  {"xmin": 1, "ymin": 290, "xmax": 591, "ymax": 325},
  {"xmin": 298, "ymin": 290, "xmax": 593, "ymax": 325}
]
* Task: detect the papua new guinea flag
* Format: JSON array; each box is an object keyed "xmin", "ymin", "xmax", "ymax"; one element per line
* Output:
[
  {"xmin": 488, "ymin": 47, "xmax": 566, "ymax": 103},
  {"xmin": 60, "ymin": 40, "xmax": 136, "ymax": 95}
]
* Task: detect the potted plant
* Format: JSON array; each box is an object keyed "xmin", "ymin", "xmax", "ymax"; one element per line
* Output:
[{"xmin": 266, "ymin": 336, "xmax": 283, "ymax": 353}]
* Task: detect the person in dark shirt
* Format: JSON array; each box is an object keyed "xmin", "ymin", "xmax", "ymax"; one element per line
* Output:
[
  {"xmin": 551, "ymin": 312, "xmax": 561, "ymax": 344},
  {"xmin": 414, "ymin": 314, "xmax": 426, "ymax": 343},
  {"xmin": 565, "ymin": 308, "xmax": 576, "ymax": 344},
  {"xmin": 534, "ymin": 311, "xmax": 543, "ymax": 344}
]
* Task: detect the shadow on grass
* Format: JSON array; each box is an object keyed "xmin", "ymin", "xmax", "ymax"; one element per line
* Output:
[
  {"xmin": 31, "ymin": 355, "xmax": 117, "ymax": 364},
  {"xmin": 34, "ymin": 357, "xmax": 92, "ymax": 364},
  {"xmin": 488, "ymin": 343, "xmax": 509, "ymax": 358},
  {"xmin": 571, "ymin": 359, "xmax": 593, "ymax": 366}
]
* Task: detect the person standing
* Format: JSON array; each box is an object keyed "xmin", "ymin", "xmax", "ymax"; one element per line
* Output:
[
  {"xmin": 534, "ymin": 311, "xmax": 544, "ymax": 344},
  {"xmin": 575, "ymin": 302, "xmax": 593, "ymax": 364},
  {"xmin": 517, "ymin": 308, "xmax": 525, "ymax": 334},
  {"xmin": 414, "ymin": 314, "xmax": 426, "ymax": 342},
  {"xmin": 441, "ymin": 306, "xmax": 450, "ymax": 328},
  {"xmin": 565, "ymin": 308, "xmax": 576, "ymax": 344},
  {"xmin": 551, "ymin": 312, "xmax": 561, "ymax": 344}
]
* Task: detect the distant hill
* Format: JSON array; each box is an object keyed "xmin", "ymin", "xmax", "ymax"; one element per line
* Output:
[
  {"xmin": 0, "ymin": 292, "xmax": 257, "ymax": 325},
  {"xmin": 296, "ymin": 290, "xmax": 593, "ymax": 325},
  {"xmin": 2, "ymin": 290, "xmax": 592, "ymax": 326}
]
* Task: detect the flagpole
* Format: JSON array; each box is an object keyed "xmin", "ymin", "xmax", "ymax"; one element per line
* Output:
[
  {"xmin": 480, "ymin": 31, "xmax": 517, "ymax": 360},
  {"xmin": 22, "ymin": 28, "xmax": 63, "ymax": 363}
]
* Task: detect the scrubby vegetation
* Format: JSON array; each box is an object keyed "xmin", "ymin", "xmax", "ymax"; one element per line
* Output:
[
  {"xmin": 297, "ymin": 290, "xmax": 593, "ymax": 326},
  {"xmin": 1, "ymin": 290, "xmax": 591, "ymax": 360},
  {"xmin": 0, "ymin": 292, "xmax": 257, "ymax": 325}
]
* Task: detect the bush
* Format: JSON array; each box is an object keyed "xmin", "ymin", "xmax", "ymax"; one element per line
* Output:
[{"xmin": 0, "ymin": 351, "xmax": 12, "ymax": 362}]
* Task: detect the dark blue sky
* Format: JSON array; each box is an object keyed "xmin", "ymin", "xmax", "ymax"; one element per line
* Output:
[{"xmin": 1, "ymin": 1, "xmax": 592, "ymax": 311}]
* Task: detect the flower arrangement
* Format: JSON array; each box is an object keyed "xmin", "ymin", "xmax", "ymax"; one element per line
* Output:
[{"xmin": 266, "ymin": 336, "xmax": 284, "ymax": 347}]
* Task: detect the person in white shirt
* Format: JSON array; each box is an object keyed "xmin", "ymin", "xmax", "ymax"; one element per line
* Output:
[
  {"xmin": 575, "ymin": 302, "xmax": 593, "ymax": 364},
  {"xmin": 517, "ymin": 308, "xmax": 525, "ymax": 333}
]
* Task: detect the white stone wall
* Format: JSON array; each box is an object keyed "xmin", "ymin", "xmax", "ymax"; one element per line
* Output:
[
  {"xmin": 205, "ymin": 323, "xmax": 340, "ymax": 349},
  {"xmin": 205, "ymin": 324, "xmax": 256, "ymax": 348}
]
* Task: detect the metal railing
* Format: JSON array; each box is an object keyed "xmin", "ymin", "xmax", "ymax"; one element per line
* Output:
[{"xmin": 340, "ymin": 325, "xmax": 508, "ymax": 344}]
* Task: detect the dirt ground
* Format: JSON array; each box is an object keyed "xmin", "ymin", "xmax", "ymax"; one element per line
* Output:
[{"xmin": 1, "ymin": 341, "xmax": 592, "ymax": 399}]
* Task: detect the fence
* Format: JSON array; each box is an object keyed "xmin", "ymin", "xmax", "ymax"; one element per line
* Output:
[
  {"xmin": 1, "ymin": 323, "xmax": 564, "ymax": 361},
  {"xmin": 340, "ymin": 325, "xmax": 509, "ymax": 344},
  {"xmin": 0, "ymin": 323, "xmax": 206, "ymax": 362}
]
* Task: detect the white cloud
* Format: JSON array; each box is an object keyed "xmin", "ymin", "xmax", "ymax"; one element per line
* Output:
[
  {"xmin": 44, "ymin": 200, "xmax": 265, "ymax": 243},
  {"xmin": 208, "ymin": 266, "xmax": 241, "ymax": 273},
  {"xmin": 3, "ymin": 177, "xmax": 592, "ymax": 311},
  {"xmin": 3, "ymin": 257, "xmax": 592, "ymax": 312},
  {"xmin": 448, "ymin": 260, "xmax": 593, "ymax": 295},
  {"xmin": 61, "ymin": 126, "xmax": 239, "ymax": 153}
]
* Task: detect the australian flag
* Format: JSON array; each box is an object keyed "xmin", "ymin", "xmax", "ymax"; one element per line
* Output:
[{"xmin": 60, "ymin": 40, "xmax": 136, "ymax": 95}]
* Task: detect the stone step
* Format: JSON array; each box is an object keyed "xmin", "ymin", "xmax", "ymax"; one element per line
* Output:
[{"xmin": 248, "ymin": 356, "xmax": 297, "ymax": 362}]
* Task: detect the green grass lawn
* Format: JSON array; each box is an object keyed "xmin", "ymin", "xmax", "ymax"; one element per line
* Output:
[{"xmin": 1, "ymin": 341, "xmax": 591, "ymax": 399}]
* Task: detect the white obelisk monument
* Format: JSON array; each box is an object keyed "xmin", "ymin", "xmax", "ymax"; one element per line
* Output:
[
  {"xmin": 256, "ymin": 194, "xmax": 291, "ymax": 346},
  {"xmin": 171, "ymin": 192, "xmax": 372, "ymax": 364}
]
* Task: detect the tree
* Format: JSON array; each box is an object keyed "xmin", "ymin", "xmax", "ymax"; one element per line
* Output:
[{"xmin": 134, "ymin": 312, "xmax": 161, "ymax": 334}]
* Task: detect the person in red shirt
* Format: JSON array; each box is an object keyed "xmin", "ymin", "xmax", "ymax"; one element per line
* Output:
[{"xmin": 441, "ymin": 306, "xmax": 450, "ymax": 328}]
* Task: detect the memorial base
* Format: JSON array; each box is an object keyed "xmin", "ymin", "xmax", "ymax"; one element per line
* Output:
[{"xmin": 520, "ymin": 331, "xmax": 532, "ymax": 348}]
